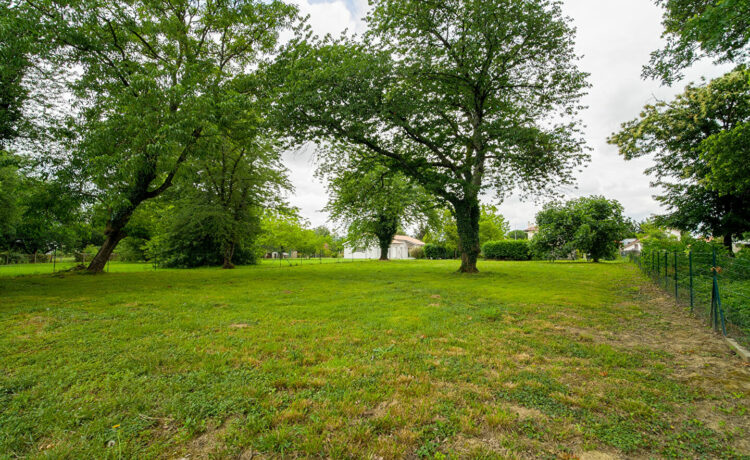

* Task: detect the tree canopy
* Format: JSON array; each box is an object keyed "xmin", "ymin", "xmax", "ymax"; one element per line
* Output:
[
  {"xmin": 609, "ymin": 67, "xmax": 750, "ymax": 249},
  {"xmin": 269, "ymin": 0, "xmax": 589, "ymax": 272},
  {"xmin": 530, "ymin": 196, "xmax": 632, "ymax": 262},
  {"xmin": 645, "ymin": 0, "xmax": 750, "ymax": 84}
]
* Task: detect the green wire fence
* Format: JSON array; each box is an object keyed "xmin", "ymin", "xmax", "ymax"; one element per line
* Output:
[{"xmin": 630, "ymin": 249, "xmax": 750, "ymax": 349}]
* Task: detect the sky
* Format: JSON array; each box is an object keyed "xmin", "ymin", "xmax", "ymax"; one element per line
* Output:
[{"xmin": 281, "ymin": 0, "xmax": 733, "ymax": 232}]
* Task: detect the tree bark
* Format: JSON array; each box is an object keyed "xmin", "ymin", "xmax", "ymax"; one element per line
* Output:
[
  {"xmin": 724, "ymin": 234, "xmax": 734, "ymax": 254},
  {"xmin": 222, "ymin": 242, "xmax": 236, "ymax": 269},
  {"xmin": 374, "ymin": 214, "xmax": 398, "ymax": 261},
  {"xmin": 454, "ymin": 199, "xmax": 481, "ymax": 273},
  {"xmin": 87, "ymin": 225, "xmax": 126, "ymax": 273}
]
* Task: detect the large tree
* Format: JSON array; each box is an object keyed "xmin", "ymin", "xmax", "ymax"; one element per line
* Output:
[
  {"xmin": 320, "ymin": 157, "xmax": 434, "ymax": 261},
  {"xmin": 609, "ymin": 68, "xmax": 750, "ymax": 250},
  {"xmin": 645, "ymin": 0, "xmax": 750, "ymax": 85},
  {"xmin": 26, "ymin": 0, "xmax": 296, "ymax": 272},
  {"xmin": 270, "ymin": 0, "xmax": 589, "ymax": 272}
]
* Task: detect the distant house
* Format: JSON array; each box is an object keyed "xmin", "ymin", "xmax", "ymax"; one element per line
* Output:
[
  {"xmin": 621, "ymin": 238, "xmax": 642, "ymax": 255},
  {"xmin": 525, "ymin": 225, "xmax": 539, "ymax": 240},
  {"xmin": 344, "ymin": 235, "xmax": 425, "ymax": 260}
]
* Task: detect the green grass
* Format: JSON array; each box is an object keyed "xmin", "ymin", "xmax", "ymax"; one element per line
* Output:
[{"xmin": 1, "ymin": 260, "xmax": 748, "ymax": 458}]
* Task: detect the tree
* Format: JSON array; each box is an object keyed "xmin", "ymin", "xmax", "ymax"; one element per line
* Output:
[
  {"xmin": 507, "ymin": 230, "xmax": 528, "ymax": 240},
  {"xmin": 256, "ymin": 212, "xmax": 326, "ymax": 258},
  {"xmin": 27, "ymin": 0, "xmax": 297, "ymax": 272},
  {"xmin": 530, "ymin": 196, "xmax": 631, "ymax": 262},
  {"xmin": 320, "ymin": 156, "xmax": 434, "ymax": 260},
  {"xmin": 645, "ymin": 0, "xmax": 750, "ymax": 85},
  {"xmin": 0, "ymin": 152, "xmax": 21, "ymax": 243},
  {"xmin": 270, "ymin": 0, "xmax": 589, "ymax": 272},
  {"xmin": 163, "ymin": 137, "xmax": 290, "ymax": 268},
  {"xmin": 609, "ymin": 68, "xmax": 750, "ymax": 250},
  {"xmin": 478, "ymin": 205, "xmax": 510, "ymax": 246},
  {"xmin": 422, "ymin": 205, "xmax": 509, "ymax": 257}
]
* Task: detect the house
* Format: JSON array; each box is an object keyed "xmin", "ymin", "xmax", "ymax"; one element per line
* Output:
[
  {"xmin": 621, "ymin": 238, "xmax": 642, "ymax": 255},
  {"xmin": 343, "ymin": 235, "xmax": 425, "ymax": 260},
  {"xmin": 525, "ymin": 225, "xmax": 538, "ymax": 240}
]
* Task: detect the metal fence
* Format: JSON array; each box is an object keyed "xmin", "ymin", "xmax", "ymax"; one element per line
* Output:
[{"xmin": 630, "ymin": 249, "xmax": 750, "ymax": 348}]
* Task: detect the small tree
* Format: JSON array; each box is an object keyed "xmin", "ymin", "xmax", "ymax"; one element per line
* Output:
[
  {"xmin": 478, "ymin": 205, "xmax": 510, "ymax": 246},
  {"xmin": 507, "ymin": 230, "xmax": 528, "ymax": 240},
  {"xmin": 320, "ymin": 156, "xmax": 435, "ymax": 261},
  {"xmin": 530, "ymin": 196, "xmax": 631, "ymax": 262}
]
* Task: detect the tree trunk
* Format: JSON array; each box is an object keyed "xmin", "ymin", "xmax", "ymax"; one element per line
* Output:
[
  {"xmin": 454, "ymin": 199, "xmax": 481, "ymax": 273},
  {"xmin": 379, "ymin": 243, "xmax": 389, "ymax": 261},
  {"xmin": 374, "ymin": 214, "xmax": 398, "ymax": 261},
  {"xmin": 87, "ymin": 226, "xmax": 126, "ymax": 273},
  {"xmin": 222, "ymin": 242, "xmax": 236, "ymax": 269},
  {"xmin": 724, "ymin": 234, "xmax": 734, "ymax": 254}
]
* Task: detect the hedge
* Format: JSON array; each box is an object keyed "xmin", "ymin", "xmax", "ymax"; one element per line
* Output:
[
  {"xmin": 482, "ymin": 240, "xmax": 531, "ymax": 260},
  {"xmin": 424, "ymin": 243, "xmax": 449, "ymax": 260}
]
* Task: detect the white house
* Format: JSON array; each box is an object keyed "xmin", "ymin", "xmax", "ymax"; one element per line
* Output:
[
  {"xmin": 344, "ymin": 235, "xmax": 425, "ymax": 260},
  {"xmin": 621, "ymin": 238, "xmax": 642, "ymax": 255},
  {"xmin": 525, "ymin": 225, "xmax": 538, "ymax": 240}
]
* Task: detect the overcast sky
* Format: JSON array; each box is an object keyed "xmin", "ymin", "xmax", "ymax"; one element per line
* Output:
[{"xmin": 281, "ymin": 0, "xmax": 732, "ymax": 232}]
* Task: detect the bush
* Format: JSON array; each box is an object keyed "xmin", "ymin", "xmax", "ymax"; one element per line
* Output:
[
  {"xmin": 409, "ymin": 246, "xmax": 425, "ymax": 259},
  {"xmin": 424, "ymin": 243, "xmax": 449, "ymax": 260},
  {"xmin": 75, "ymin": 244, "xmax": 100, "ymax": 263},
  {"xmin": 118, "ymin": 237, "xmax": 150, "ymax": 262},
  {"xmin": 482, "ymin": 240, "xmax": 531, "ymax": 260}
]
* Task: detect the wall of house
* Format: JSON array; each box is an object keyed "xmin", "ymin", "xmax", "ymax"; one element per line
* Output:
[{"xmin": 344, "ymin": 242, "xmax": 411, "ymax": 259}]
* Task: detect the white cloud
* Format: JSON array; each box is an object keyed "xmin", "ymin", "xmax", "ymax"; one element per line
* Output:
[{"xmin": 281, "ymin": 0, "xmax": 734, "ymax": 232}]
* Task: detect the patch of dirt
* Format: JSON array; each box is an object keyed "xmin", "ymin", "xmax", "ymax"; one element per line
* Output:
[
  {"xmin": 508, "ymin": 404, "xmax": 544, "ymax": 420},
  {"xmin": 229, "ymin": 323, "xmax": 250, "ymax": 329},
  {"xmin": 578, "ymin": 451, "xmax": 621, "ymax": 460}
]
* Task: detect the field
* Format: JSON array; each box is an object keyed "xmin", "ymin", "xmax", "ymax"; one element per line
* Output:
[{"xmin": 1, "ymin": 260, "xmax": 749, "ymax": 459}]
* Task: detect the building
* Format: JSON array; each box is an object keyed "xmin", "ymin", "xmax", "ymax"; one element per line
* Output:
[
  {"xmin": 621, "ymin": 238, "xmax": 642, "ymax": 255},
  {"xmin": 343, "ymin": 235, "xmax": 425, "ymax": 260},
  {"xmin": 525, "ymin": 225, "xmax": 538, "ymax": 240}
]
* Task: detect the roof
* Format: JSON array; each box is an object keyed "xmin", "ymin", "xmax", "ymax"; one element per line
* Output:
[
  {"xmin": 525, "ymin": 226, "xmax": 538, "ymax": 232},
  {"xmin": 392, "ymin": 235, "xmax": 425, "ymax": 246},
  {"xmin": 621, "ymin": 238, "xmax": 638, "ymax": 245}
]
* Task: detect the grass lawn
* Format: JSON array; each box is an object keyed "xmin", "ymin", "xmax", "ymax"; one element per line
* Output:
[{"xmin": 1, "ymin": 260, "xmax": 749, "ymax": 459}]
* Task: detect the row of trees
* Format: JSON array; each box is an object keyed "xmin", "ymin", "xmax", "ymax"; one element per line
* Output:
[
  {"xmin": 2, "ymin": 0, "xmax": 592, "ymax": 273},
  {"xmin": 4, "ymin": 0, "xmax": 746, "ymax": 272}
]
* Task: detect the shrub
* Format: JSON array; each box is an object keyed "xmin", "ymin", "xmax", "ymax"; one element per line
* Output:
[
  {"xmin": 482, "ymin": 240, "xmax": 531, "ymax": 260},
  {"xmin": 409, "ymin": 246, "xmax": 425, "ymax": 259},
  {"xmin": 424, "ymin": 243, "xmax": 449, "ymax": 260},
  {"xmin": 75, "ymin": 244, "xmax": 100, "ymax": 263}
]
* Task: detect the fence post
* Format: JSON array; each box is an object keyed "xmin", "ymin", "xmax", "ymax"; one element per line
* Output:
[
  {"xmin": 689, "ymin": 251, "xmax": 694, "ymax": 312},
  {"xmin": 710, "ymin": 248, "xmax": 727, "ymax": 336},
  {"xmin": 711, "ymin": 248, "xmax": 717, "ymax": 330},
  {"xmin": 664, "ymin": 251, "xmax": 668, "ymax": 289},
  {"xmin": 674, "ymin": 251, "xmax": 678, "ymax": 300},
  {"xmin": 656, "ymin": 251, "xmax": 660, "ymax": 283},
  {"xmin": 52, "ymin": 247, "xmax": 57, "ymax": 273}
]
